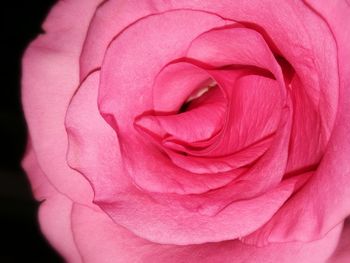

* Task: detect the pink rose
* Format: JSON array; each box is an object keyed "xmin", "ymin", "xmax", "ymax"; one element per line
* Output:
[{"xmin": 22, "ymin": 0, "xmax": 350, "ymax": 262}]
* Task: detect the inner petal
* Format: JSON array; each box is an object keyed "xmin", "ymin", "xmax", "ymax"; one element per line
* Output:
[
  {"xmin": 206, "ymin": 72, "xmax": 281, "ymax": 156},
  {"xmin": 152, "ymin": 60, "xmax": 219, "ymax": 113},
  {"xmin": 136, "ymin": 85, "xmax": 225, "ymax": 144},
  {"xmin": 164, "ymin": 72, "xmax": 281, "ymax": 174}
]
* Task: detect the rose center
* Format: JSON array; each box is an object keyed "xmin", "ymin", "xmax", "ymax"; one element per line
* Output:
[{"xmin": 134, "ymin": 60, "xmax": 283, "ymax": 174}]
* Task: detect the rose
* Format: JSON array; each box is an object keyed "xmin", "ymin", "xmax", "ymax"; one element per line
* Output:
[
  {"xmin": 21, "ymin": 0, "xmax": 350, "ymax": 262},
  {"xmin": 21, "ymin": 1, "xmax": 350, "ymax": 262}
]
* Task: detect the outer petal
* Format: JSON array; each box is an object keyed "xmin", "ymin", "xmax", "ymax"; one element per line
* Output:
[
  {"xmin": 327, "ymin": 218, "xmax": 350, "ymax": 263},
  {"xmin": 71, "ymin": 203, "xmax": 344, "ymax": 263},
  {"xmin": 39, "ymin": 194, "xmax": 82, "ymax": 263},
  {"xmin": 21, "ymin": 140, "xmax": 56, "ymax": 201},
  {"xmin": 23, "ymin": 140, "xmax": 82, "ymax": 261},
  {"xmin": 80, "ymin": 0, "xmax": 175, "ymax": 78},
  {"xmin": 22, "ymin": 0, "xmax": 103, "ymax": 204}
]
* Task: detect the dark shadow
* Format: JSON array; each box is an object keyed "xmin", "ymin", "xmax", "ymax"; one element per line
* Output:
[{"xmin": 1, "ymin": 1, "xmax": 62, "ymax": 262}]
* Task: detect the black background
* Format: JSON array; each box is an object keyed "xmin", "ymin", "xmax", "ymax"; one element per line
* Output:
[{"xmin": 1, "ymin": 1, "xmax": 62, "ymax": 262}]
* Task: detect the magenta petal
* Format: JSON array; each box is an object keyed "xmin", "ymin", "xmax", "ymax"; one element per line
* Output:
[{"xmin": 21, "ymin": 0, "xmax": 102, "ymax": 204}]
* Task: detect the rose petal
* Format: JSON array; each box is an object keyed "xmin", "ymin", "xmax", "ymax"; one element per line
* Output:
[
  {"xmin": 136, "ymin": 85, "xmax": 226, "ymax": 144},
  {"xmin": 38, "ymin": 194, "xmax": 82, "ymax": 263},
  {"xmin": 65, "ymin": 71, "xmax": 127, "ymax": 202},
  {"xmin": 71, "ymin": 202, "xmax": 343, "ymax": 263},
  {"xmin": 71, "ymin": 204, "xmax": 149, "ymax": 263},
  {"xmin": 99, "ymin": 174, "xmax": 304, "ymax": 244},
  {"xmin": 164, "ymin": 134, "xmax": 273, "ymax": 174},
  {"xmin": 285, "ymin": 75, "xmax": 326, "ymax": 173},
  {"xmin": 186, "ymin": 27, "xmax": 285, "ymax": 94},
  {"xmin": 98, "ymin": 10, "xmax": 228, "ymax": 128},
  {"xmin": 202, "ymin": 72, "xmax": 281, "ymax": 156},
  {"xmin": 21, "ymin": 0, "xmax": 102, "ymax": 204},
  {"xmin": 327, "ymin": 218, "xmax": 350, "ymax": 263},
  {"xmin": 80, "ymin": 0, "xmax": 177, "ymax": 79},
  {"xmin": 151, "ymin": 60, "xmax": 223, "ymax": 113},
  {"xmin": 21, "ymin": 140, "xmax": 56, "ymax": 201}
]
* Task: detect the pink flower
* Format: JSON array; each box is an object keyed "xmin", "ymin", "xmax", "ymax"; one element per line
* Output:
[{"xmin": 22, "ymin": 1, "xmax": 350, "ymax": 262}]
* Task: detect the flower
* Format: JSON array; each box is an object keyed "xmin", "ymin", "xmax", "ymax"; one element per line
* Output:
[{"xmin": 22, "ymin": 1, "xmax": 350, "ymax": 262}]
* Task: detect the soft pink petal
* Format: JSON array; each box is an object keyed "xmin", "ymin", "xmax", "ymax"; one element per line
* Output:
[
  {"xmin": 65, "ymin": 71, "xmax": 129, "ymax": 202},
  {"xmin": 99, "ymin": 175, "xmax": 303, "ymax": 244},
  {"xmin": 21, "ymin": 0, "xmax": 102, "ymax": 204},
  {"xmin": 71, "ymin": 203, "xmax": 343, "ymax": 263},
  {"xmin": 327, "ymin": 218, "xmax": 350, "ymax": 263},
  {"xmin": 39, "ymin": 194, "xmax": 82, "ymax": 263},
  {"xmin": 79, "ymin": 0, "xmax": 177, "ymax": 79},
  {"xmin": 71, "ymin": 204, "xmax": 150, "ymax": 263},
  {"xmin": 22, "ymin": 141, "xmax": 81, "ymax": 261},
  {"xmin": 21, "ymin": 140, "xmax": 56, "ymax": 201},
  {"xmin": 186, "ymin": 26, "xmax": 285, "ymax": 96}
]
